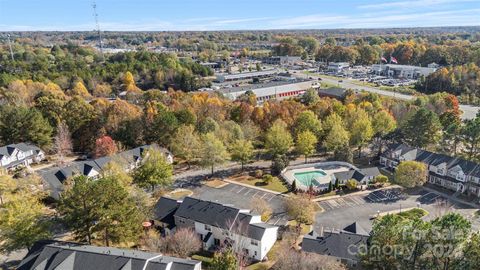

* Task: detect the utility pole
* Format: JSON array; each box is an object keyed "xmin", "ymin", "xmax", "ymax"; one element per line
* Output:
[
  {"xmin": 6, "ymin": 34, "xmax": 14, "ymax": 61},
  {"xmin": 92, "ymin": 1, "xmax": 104, "ymax": 59}
]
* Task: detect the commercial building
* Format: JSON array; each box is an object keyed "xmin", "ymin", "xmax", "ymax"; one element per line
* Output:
[
  {"xmin": 215, "ymin": 69, "xmax": 278, "ymax": 83},
  {"xmin": 371, "ymin": 64, "xmax": 437, "ymax": 79},
  {"xmin": 327, "ymin": 62, "xmax": 350, "ymax": 74},
  {"xmin": 220, "ymin": 79, "xmax": 320, "ymax": 103},
  {"xmin": 380, "ymin": 144, "xmax": 480, "ymax": 199},
  {"xmin": 262, "ymin": 56, "xmax": 302, "ymax": 66},
  {"xmin": 154, "ymin": 197, "xmax": 279, "ymax": 261},
  {"xmin": 18, "ymin": 240, "xmax": 201, "ymax": 270}
]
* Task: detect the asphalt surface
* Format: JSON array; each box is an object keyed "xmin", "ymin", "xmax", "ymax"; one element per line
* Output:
[
  {"xmin": 189, "ymin": 182, "xmax": 289, "ymax": 226},
  {"xmin": 315, "ymin": 188, "xmax": 479, "ymax": 233}
]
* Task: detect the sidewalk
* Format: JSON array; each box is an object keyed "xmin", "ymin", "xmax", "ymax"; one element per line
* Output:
[{"xmin": 422, "ymin": 185, "xmax": 479, "ymax": 209}]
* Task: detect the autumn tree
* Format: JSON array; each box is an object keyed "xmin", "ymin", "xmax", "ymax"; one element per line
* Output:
[
  {"xmin": 94, "ymin": 135, "xmax": 118, "ymax": 158},
  {"xmin": 323, "ymin": 122, "xmax": 350, "ymax": 152},
  {"xmin": 69, "ymin": 81, "xmax": 91, "ymax": 98},
  {"xmin": 296, "ymin": 130, "xmax": 318, "ymax": 163},
  {"xmin": 395, "ymin": 161, "xmax": 428, "ymax": 188},
  {"xmin": 0, "ymin": 177, "xmax": 51, "ymax": 252},
  {"xmin": 133, "ymin": 148, "xmax": 173, "ymax": 191},
  {"xmin": 229, "ymin": 139, "xmax": 254, "ymax": 170},
  {"xmin": 170, "ymin": 125, "xmax": 201, "ymax": 168},
  {"xmin": 348, "ymin": 108, "xmax": 374, "ymax": 157},
  {"xmin": 265, "ymin": 119, "xmax": 293, "ymax": 158},
  {"xmin": 198, "ymin": 132, "xmax": 229, "ymax": 175},
  {"xmin": 285, "ymin": 194, "xmax": 315, "ymax": 225}
]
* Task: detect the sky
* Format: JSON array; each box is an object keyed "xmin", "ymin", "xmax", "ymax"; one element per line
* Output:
[{"xmin": 0, "ymin": 0, "xmax": 479, "ymax": 31}]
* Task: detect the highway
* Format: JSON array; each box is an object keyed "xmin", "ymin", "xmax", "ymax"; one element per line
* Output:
[{"xmin": 297, "ymin": 72, "xmax": 479, "ymax": 120}]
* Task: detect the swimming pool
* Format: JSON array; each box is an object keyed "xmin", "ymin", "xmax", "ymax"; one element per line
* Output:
[{"xmin": 293, "ymin": 170, "xmax": 328, "ymax": 187}]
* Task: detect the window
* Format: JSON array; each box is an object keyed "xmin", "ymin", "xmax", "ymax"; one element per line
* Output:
[
  {"xmin": 251, "ymin": 239, "xmax": 258, "ymax": 246},
  {"xmin": 214, "ymin": 238, "xmax": 220, "ymax": 246},
  {"xmin": 254, "ymin": 251, "xmax": 257, "ymax": 256},
  {"xmin": 204, "ymin": 224, "xmax": 211, "ymax": 231}
]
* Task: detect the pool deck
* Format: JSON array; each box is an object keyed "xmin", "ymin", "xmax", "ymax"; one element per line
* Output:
[{"xmin": 282, "ymin": 164, "xmax": 350, "ymax": 191}]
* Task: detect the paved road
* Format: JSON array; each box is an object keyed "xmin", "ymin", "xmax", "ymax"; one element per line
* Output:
[{"xmin": 296, "ymin": 71, "xmax": 479, "ymax": 120}]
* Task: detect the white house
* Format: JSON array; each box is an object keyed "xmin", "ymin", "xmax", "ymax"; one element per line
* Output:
[
  {"xmin": 371, "ymin": 64, "xmax": 437, "ymax": 79},
  {"xmin": 40, "ymin": 144, "xmax": 173, "ymax": 199},
  {"xmin": 0, "ymin": 143, "xmax": 45, "ymax": 171},
  {"xmin": 155, "ymin": 197, "xmax": 278, "ymax": 261}
]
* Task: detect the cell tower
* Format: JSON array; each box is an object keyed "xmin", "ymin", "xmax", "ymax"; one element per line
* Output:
[
  {"xmin": 6, "ymin": 34, "xmax": 14, "ymax": 61},
  {"xmin": 92, "ymin": 1, "xmax": 104, "ymax": 58}
]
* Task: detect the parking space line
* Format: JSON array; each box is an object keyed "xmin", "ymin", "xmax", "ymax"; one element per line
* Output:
[
  {"xmin": 236, "ymin": 187, "xmax": 246, "ymax": 193},
  {"xmin": 267, "ymin": 194, "xmax": 275, "ymax": 202},
  {"xmin": 350, "ymin": 196, "xmax": 364, "ymax": 205},
  {"xmin": 260, "ymin": 193, "xmax": 268, "ymax": 199},
  {"xmin": 244, "ymin": 189, "xmax": 252, "ymax": 196},
  {"xmin": 327, "ymin": 200, "xmax": 338, "ymax": 208},
  {"xmin": 252, "ymin": 191, "xmax": 260, "ymax": 198}
]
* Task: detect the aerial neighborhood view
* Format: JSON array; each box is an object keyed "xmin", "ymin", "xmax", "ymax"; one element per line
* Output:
[{"xmin": 2, "ymin": 0, "xmax": 480, "ymax": 269}]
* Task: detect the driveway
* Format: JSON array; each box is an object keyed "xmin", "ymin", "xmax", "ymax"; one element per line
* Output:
[{"xmin": 315, "ymin": 188, "xmax": 479, "ymax": 233}]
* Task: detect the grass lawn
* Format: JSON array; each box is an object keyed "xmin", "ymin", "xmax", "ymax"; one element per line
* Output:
[
  {"xmin": 287, "ymin": 220, "xmax": 311, "ymax": 235},
  {"xmin": 192, "ymin": 252, "xmax": 213, "ymax": 268},
  {"xmin": 230, "ymin": 175, "xmax": 290, "ymax": 193},
  {"xmin": 396, "ymin": 208, "xmax": 429, "ymax": 220},
  {"xmin": 166, "ymin": 189, "xmax": 193, "ymax": 200}
]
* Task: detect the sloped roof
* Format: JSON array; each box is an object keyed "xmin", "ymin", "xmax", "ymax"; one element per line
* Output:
[
  {"xmin": 17, "ymin": 240, "xmax": 200, "ymax": 270},
  {"xmin": 0, "ymin": 143, "xmax": 42, "ymax": 159},
  {"xmin": 302, "ymin": 222, "xmax": 369, "ymax": 262},
  {"xmin": 173, "ymin": 197, "xmax": 276, "ymax": 241}
]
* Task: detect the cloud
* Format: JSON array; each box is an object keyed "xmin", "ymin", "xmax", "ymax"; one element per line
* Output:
[{"xmin": 358, "ymin": 0, "xmax": 476, "ymax": 9}]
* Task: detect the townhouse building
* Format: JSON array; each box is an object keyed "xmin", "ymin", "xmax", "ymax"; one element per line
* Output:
[
  {"xmin": 380, "ymin": 144, "xmax": 480, "ymax": 198},
  {"xmin": 154, "ymin": 197, "xmax": 278, "ymax": 261},
  {"xmin": 40, "ymin": 144, "xmax": 172, "ymax": 199},
  {"xmin": 0, "ymin": 143, "xmax": 45, "ymax": 171}
]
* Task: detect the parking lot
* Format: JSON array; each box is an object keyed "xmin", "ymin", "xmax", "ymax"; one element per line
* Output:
[
  {"xmin": 190, "ymin": 183, "xmax": 288, "ymax": 226},
  {"xmin": 315, "ymin": 188, "xmax": 478, "ymax": 233}
]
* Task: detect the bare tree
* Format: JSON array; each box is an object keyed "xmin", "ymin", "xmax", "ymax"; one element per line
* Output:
[
  {"xmin": 54, "ymin": 121, "xmax": 73, "ymax": 165},
  {"xmin": 250, "ymin": 197, "xmax": 272, "ymax": 222},
  {"xmin": 273, "ymin": 240, "xmax": 346, "ymax": 270},
  {"xmin": 144, "ymin": 228, "xmax": 202, "ymax": 257}
]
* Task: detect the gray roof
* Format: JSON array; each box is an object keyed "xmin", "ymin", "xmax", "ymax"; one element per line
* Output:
[
  {"xmin": 302, "ymin": 222, "xmax": 369, "ymax": 262},
  {"xmin": 40, "ymin": 145, "xmax": 170, "ymax": 199},
  {"xmin": 154, "ymin": 197, "xmax": 180, "ymax": 229},
  {"xmin": 359, "ymin": 167, "xmax": 381, "ymax": 178},
  {"xmin": 0, "ymin": 143, "xmax": 43, "ymax": 161},
  {"xmin": 175, "ymin": 197, "xmax": 243, "ymax": 231},
  {"xmin": 384, "ymin": 144, "xmax": 480, "ymax": 177},
  {"xmin": 17, "ymin": 240, "xmax": 201, "ymax": 270},
  {"xmin": 173, "ymin": 197, "xmax": 276, "ymax": 241}
]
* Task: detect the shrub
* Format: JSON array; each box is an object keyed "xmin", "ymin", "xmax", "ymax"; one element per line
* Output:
[
  {"xmin": 346, "ymin": 179, "xmax": 358, "ymax": 190},
  {"xmin": 263, "ymin": 174, "xmax": 274, "ymax": 184},
  {"xmin": 254, "ymin": 169, "xmax": 263, "ymax": 178}
]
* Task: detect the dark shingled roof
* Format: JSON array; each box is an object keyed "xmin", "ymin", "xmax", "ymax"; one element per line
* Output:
[
  {"xmin": 302, "ymin": 222, "xmax": 369, "ymax": 262},
  {"xmin": 153, "ymin": 197, "xmax": 180, "ymax": 230},
  {"xmin": 17, "ymin": 240, "xmax": 200, "ymax": 270},
  {"xmin": 175, "ymin": 197, "xmax": 242, "ymax": 231},
  {"xmin": 173, "ymin": 197, "xmax": 276, "ymax": 241}
]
